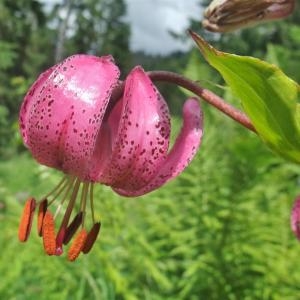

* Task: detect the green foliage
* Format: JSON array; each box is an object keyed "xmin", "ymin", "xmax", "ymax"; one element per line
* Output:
[
  {"xmin": 54, "ymin": 0, "xmax": 131, "ymax": 72},
  {"xmin": 0, "ymin": 41, "xmax": 17, "ymax": 70},
  {"xmin": 266, "ymin": 42, "xmax": 300, "ymax": 83},
  {"xmin": 0, "ymin": 0, "xmax": 52, "ymax": 157}
]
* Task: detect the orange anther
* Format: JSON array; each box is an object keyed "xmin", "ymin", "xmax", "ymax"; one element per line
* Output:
[
  {"xmin": 82, "ymin": 222, "xmax": 101, "ymax": 254},
  {"xmin": 42, "ymin": 211, "xmax": 56, "ymax": 255},
  {"xmin": 37, "ymin": 199, "xmax": 48, "ymax": 236},
  {"xmin": 18, "ymin": 197, "xmax": 36, "ymax": 242},
  {"xmin": 67, "ymin": 229, "xmax": 87, "ymax": 261}
]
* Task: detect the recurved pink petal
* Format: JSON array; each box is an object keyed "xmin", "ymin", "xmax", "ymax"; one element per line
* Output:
[
  {"xmin": 114, "ymin": 98, "xmax": 203, "ymax": 196},
  {"xmin": 96, "ymin": 66, "xmax": 171, "ymax": 190},
  {"xmin": 291, "ymin": 196, "xmax": 300, "ymax": 240},
  {"xmin": 20, "ymin": 55, "xmax": 120, "ymax": 179}
]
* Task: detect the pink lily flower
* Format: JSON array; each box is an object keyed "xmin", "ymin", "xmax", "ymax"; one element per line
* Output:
[{"xmin": 18, "ymin": 54, "xmax": 203, "ymax": 261}]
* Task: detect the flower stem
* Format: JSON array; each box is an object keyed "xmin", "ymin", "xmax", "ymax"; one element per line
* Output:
[{"xmin": 147, "ymin": 71, "xmax": 256, "ymax": 133}]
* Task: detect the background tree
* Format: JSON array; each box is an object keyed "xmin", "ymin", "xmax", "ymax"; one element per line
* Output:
[
  {"xmin": 0, "ymin": 0, "xmax": 53, "ymax": 156},
  {"xmin": 0, "ymin": 0, "xmax": 131, "ymax": 157},
  {"xmin": 52, "ymin": 0, "xmax": 131, "ymax": 72}
]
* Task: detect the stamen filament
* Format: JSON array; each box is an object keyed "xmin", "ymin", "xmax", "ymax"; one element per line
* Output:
[
  {"xmin": 89, "ymin": 183, "xmax": 96, "ymax": 224},
  {"xmin": 49, "ymin": 179, "xmax": 70, "ymax": 206},
  {"xmin": 60, "ymin": 178, "xmax": 81, "ymax": 228},
  {"xmin": 80, "ymin": 182, "xmax": 89, "ymax": 227},
  {"xmin": 56, "ymin": 178, "xmax": 81, "ymax": 251},
  {"xmin": 50, "ymin": 175, "xmax": 75, "ymax": 208},
  {"xmin": 53, "ymin": 176, "xmax": 76, "ymax": 218},
  {"xmin": 42, "ymin": 175, "xmax": 68, "ymax": 201},
  {"xmin": 19, "ymin": 176, "xmax": 102, "ymax": 260}
]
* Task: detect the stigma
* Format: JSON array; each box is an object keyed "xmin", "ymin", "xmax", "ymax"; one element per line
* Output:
[{"xmin": 18, "ymin": 175, "xmax": 101, "ymax": 261}]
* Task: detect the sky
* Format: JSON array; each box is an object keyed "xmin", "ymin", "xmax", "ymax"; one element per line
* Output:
[
  {"xmin": 125, "ymin": 0, "xmax": 201, "ymax": 55},
  {"xmin": 43, "ymin": 0, "xmax": 202, "ymax": 56}
]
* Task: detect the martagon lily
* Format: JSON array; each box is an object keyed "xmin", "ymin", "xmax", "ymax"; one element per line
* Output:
[{"xmin": 18, "ymin": 54, "xmax": 203, "ymax": 261}]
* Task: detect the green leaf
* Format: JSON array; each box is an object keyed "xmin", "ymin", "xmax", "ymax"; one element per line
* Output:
[{"xmin": 190, "ymin": 31, "xmax": 300, "ymax": 164}]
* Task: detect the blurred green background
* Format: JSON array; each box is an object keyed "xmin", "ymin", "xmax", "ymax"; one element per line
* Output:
[{"xmin": 1, "ymin": 0, "xmax": 300, "ymax": 299}]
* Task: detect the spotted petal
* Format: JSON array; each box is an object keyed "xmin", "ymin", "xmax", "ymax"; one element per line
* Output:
[
  {"xmin": 115, "ymin": 97, "xmax": 203, "ymax": 196},
  {"xmin": 19, "ymin": 55, "xmax": 120, "ymax": 179},
  {"xmin": 94, "ymin": 66, "xmax": 171, "ymax": 191}
]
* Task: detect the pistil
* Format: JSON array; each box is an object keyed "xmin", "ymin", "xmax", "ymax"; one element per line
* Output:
[{"xmin": 55, "ymin": 177, "xmax": 81, "ymax": 254}]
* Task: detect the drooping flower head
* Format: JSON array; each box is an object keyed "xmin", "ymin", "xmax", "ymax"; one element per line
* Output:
[{"xmin": 18, "ymin": 54, "xmax": 203, "ymax": 260}]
